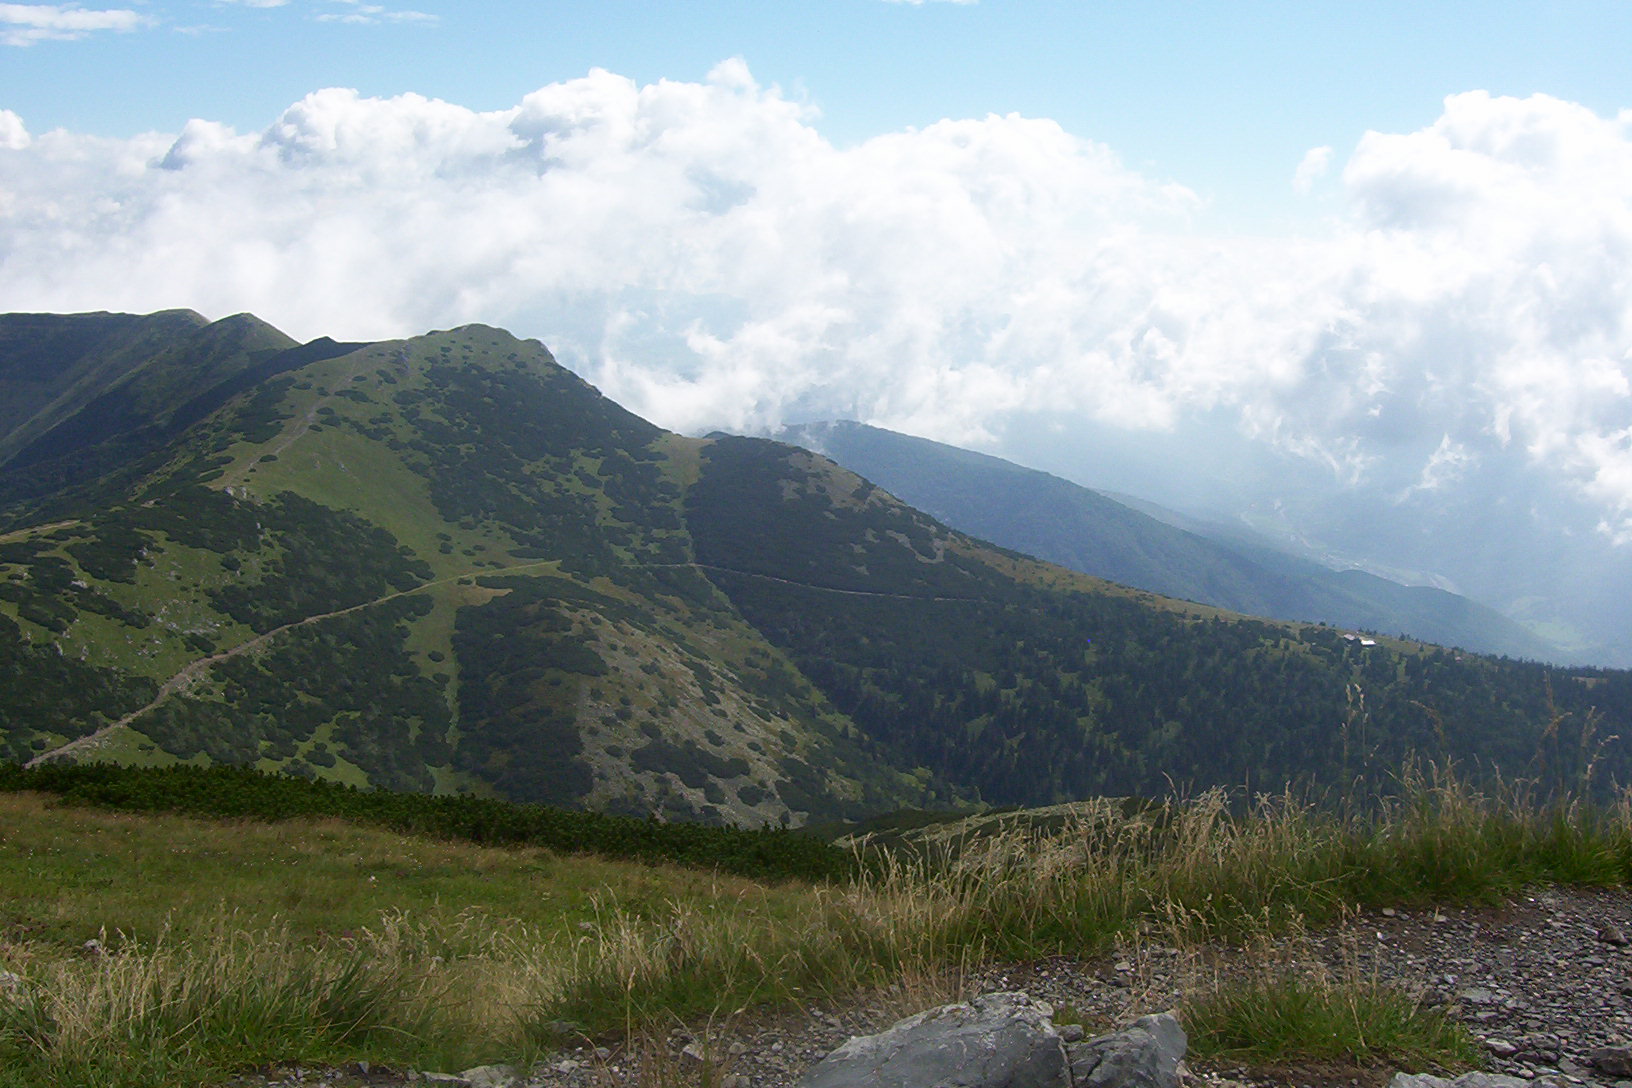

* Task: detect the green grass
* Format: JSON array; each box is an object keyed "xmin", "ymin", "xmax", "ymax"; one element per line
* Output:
[
  {"xmin": 1185, "ymin": 968, "xmax": 1483, "ymax": 1070},
  {"xmin": 0, "ymin": 920, "xmax": 456, "ymax": 1088},
  {"xmin": 0, "ymin": 791, "xmax": 815, "ymax": 950},
  {"xmin": 2, "ymin": 768, "xmax": 1629, "ymax": 1087}
]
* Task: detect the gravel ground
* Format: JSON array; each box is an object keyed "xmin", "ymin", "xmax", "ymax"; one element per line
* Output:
[{"xmin": 227, "ymin": 885, "xmax": 1632, "ymax": 1088}]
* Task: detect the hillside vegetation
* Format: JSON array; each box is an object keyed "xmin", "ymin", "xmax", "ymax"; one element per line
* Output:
[{"xmin": 2, "ymin": 310, "xmax": 1631, "ymax": 823}]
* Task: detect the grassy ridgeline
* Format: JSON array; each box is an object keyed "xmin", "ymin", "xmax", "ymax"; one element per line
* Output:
[
  {"xmin": 2, "ymin": 765, "xmax": 1630, "ymax": 1087},
  {"xmin": 0, "ymin": 761, "xmax": 853, "ymax": 883}
]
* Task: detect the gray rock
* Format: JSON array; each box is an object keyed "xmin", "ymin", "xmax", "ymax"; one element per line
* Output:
[
  {"xmin": 459, "ymin": 1065, "xmax": 518, "ymax": 1088},
  {"xmin": 796, "ymin": 991, "xmax": 1067, "ymax": 1088},
  {"xmin": 1591, "ymin": 1045, "xmax": 1632, "ymax": 1077},
  {"xmin": 1069, "ymin": 1013, "xmax": 1186, "ymax": 1088},
  {"xmin": 1388, "ymin": 1074, "xmax": 1530, "ymax": 1088}
]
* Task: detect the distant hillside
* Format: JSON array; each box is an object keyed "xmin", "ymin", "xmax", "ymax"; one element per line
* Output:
[
  {"xmin": 773, "ymin": 421, "xmax": 1561, "ymax": 662},
  {"xmin": 0, "ymin": 313, "xmax": 1625, "ymax": 823}
]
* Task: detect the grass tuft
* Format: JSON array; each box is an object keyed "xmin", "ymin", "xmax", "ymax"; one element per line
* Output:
[
  {"xmin": 0, "ymin": 919, "xmax": 464, "ymax": 1088},
  {"xmin": 1185, "ymin": 968, "xmax": 1482, "ymax": 1071}
]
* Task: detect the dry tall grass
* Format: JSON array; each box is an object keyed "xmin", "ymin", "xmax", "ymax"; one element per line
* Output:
[{"xmin": 2, "ymin": 770, "xmax": 1625, "ymax": 1087}]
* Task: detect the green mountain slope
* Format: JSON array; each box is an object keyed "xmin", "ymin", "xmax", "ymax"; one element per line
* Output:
[
  {"xmin": 0, "ymin": 309, "xmax": 213, "ymax": 463},
  {"xmin": 773, "ymin": 420, "xmax": 1560, "ymax": 662},
  {"xmin": 0, "ymin": 318, "xmax": 937, "ymax": 823},
  {"xmin": 1, "ymin": 312, "xmax": 1628, "ymax": 821},
  {"xmin": 691, "ymin": 435, "xmax": 1632, "ymax": 801}
]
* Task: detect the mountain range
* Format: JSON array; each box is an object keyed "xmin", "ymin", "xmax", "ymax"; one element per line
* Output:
[
  {"xmin": 2, "ymin": 310, "xmax": 1628, "ymax": 824},
  {"xmin": 771, "ymin": 421, "xmax": 1562, "ymax": 662}
]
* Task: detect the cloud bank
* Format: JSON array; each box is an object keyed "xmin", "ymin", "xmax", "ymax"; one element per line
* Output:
[
  {"xmin": 0, "ymin": 2, "xmax": 151, "ymax": 45},
  {"xmin": 2, "ymin": 65, "xmax": 1631, "ymax": 541}
]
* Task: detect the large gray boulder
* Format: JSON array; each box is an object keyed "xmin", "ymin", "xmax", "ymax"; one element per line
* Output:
[
  {"xmin": 796, "ymin": 991, "xmax": 1068, "ymax": 1088},
  {"xmin": 1387, "ymin": 1074, "xmax": 1529, "ymax": 1088},
  {"xmin": 1070, "ymin": 1013, "xmax": 1187, "ymax": 1088}
]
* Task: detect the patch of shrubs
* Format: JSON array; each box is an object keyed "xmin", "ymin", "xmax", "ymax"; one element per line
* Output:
[{"xmin": 631, "ymin": 736, "xmax": 751, "ymax": 789}]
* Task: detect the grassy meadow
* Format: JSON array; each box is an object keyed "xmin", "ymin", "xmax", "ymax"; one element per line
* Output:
[{"xmin": 2, "ymin": 766, "xmax": 1629, "ymax": 1087}]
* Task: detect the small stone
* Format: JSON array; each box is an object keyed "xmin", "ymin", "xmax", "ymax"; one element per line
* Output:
[
  {"xmin": 554, "ymin": 1059, "xmax": 580, "ymax": 1074},
  {"xmin": 1059, "ymin": 1023, "xmax": 1086, "ymax": 1043},
  {"xmin": 459, "ymin": 1066, "xmax": 517, "ymax": 1088},
  {"xmin": 1603, "ymin": 925, "xmax": 1631, "ymax": 947},
  {"xmin": 1488, "ymin": 1039, "xmax": 1520, "ymax": 1057},
  {"xmin": 1382, "ymin": 907, "xmax": 1399, "ymax": 917},
  {"xmin": 1460, "ymin": 987, "xmax": 1496, "ymax": 1005}
]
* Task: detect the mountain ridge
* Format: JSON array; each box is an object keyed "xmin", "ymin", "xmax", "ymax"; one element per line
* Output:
[
  {"xmin": 772, "ymin": 420, "xmax": 1562, "ymax": 663},
  {"xmin": 2, "ymin": 311, "xmax": 1627, "ymax": 823}
]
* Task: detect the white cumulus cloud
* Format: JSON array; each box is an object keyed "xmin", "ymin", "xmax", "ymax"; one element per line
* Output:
[
  {"xmin": 1292, "ymin": 145, "xmax": 1331, "ymax": 194},
  {"xmin": 0, "ymin": 109, "xmax": 28, "ymax": 149},
  {"xmin": 2, "ymin": 73, "xmax": 1632, "ymax": 541}
]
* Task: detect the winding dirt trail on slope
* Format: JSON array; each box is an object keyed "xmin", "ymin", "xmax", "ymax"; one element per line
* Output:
[
  {"xmin": 216, "ymin": 351, "xmax": 384, "ymax": 492},
  {"xmin": 25, "ymin": 559, "xmax": 560, "ymax": 768},
  {"xmin": 690, "ymin": 563, "xmax": 982, "ymax": 604}
]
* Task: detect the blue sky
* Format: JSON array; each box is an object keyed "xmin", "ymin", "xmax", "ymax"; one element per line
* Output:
[{"xmin": 8, "ymin": 1, "xmax": 1632, "ymax": 229}]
